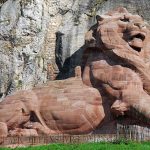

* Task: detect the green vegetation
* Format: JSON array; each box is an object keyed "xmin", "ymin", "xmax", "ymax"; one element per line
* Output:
[{"xmin": 1, "ymin": 142, "xmax": 150, "ymax": 150}]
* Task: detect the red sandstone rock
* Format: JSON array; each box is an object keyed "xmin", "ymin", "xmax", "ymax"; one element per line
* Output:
[
  {"xmin": 84, "ymin": 7, "xmax": 150, "ymax": 130},
  {"xmin": 0, "ymin": 67, "xmax": 104, "ymax": 136},
  {"xmin": 9, "ymin": 129, "xmax": 38, "ymax": 137},
  {"xmin": 0, "ymin": 122, "xmax": 8, "ymax": 137}
]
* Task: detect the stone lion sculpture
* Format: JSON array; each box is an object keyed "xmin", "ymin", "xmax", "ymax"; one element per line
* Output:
[
  {"xmin": 0, "ymin": 7, "xmax": 150, "ymax": 137},
  {"xmin": 84, "ymin": 7, "xmax": 150, "ymax": 131}
]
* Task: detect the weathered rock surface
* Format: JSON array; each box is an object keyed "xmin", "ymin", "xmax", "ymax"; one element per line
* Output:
[
  {"xmin": 57, "ymin": 0, "xmax": 150, "ymax": 78},
  {"xmin": 1, "ymin": 0, "xmax": 150, "ymax": 99},
  {"xmin": 0, "ymin": 0, "xmax": 74, "ymax": 98}
]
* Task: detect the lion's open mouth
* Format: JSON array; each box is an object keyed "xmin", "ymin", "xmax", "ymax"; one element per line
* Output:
[{"xmin": 128, "ymin": 31, "xmax": 145, "ymax": 52}]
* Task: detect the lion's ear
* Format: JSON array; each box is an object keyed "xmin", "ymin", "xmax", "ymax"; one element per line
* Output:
[{"xmin": 96, "ymin": 15, "xmax": 103, "ymax": 22}]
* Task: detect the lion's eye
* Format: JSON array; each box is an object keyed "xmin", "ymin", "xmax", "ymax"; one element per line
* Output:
[{"xmin": 120, "ymin": 18, "xmax": 129, "ymax": 22}]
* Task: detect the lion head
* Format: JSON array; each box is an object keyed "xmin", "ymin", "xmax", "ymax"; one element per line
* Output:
[{"xmin": 85, "ymin": 7, "xmax": 150, "ymax": 65}]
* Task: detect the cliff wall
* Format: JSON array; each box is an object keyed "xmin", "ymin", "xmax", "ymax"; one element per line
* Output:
[{"xmin": 0, "ymin": 0, "xmax": 150, "ymax": 98}]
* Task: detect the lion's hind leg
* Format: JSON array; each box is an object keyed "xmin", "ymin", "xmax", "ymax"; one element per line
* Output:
[
  {"xmin": 25, "ymin": 110, "xmax": 59, "ymax": 135},
  {"xmin": 8, "ymin": 128, "xmax": 38, "ymax": 137},
  {"xmin": 23, "ymin": 121, "xmax": 58, "ymax": 135}
]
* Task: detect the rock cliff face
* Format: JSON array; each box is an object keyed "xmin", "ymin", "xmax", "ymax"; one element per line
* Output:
[
  {"xmin": 0, "ymin": 0, "xmax": 68, "ymax": 97},
  {"xmin": 0, "ymin": 0, "xmax": 150, "ymax": 99}
]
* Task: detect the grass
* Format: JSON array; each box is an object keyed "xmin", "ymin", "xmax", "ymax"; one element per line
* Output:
[{"xmin": 1, "ymin": 142, "xmax": 150, "ymax": 150}]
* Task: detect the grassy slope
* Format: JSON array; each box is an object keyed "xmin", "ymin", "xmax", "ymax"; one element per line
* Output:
[{"xmin": 1, "ymin": 142, "xmax": 150, "ymax": 150}]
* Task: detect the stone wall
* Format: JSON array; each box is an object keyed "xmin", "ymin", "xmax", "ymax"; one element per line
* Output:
[{"xmin": 1, "ymin": 0, "xmax": 150, "ymax": 99}]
